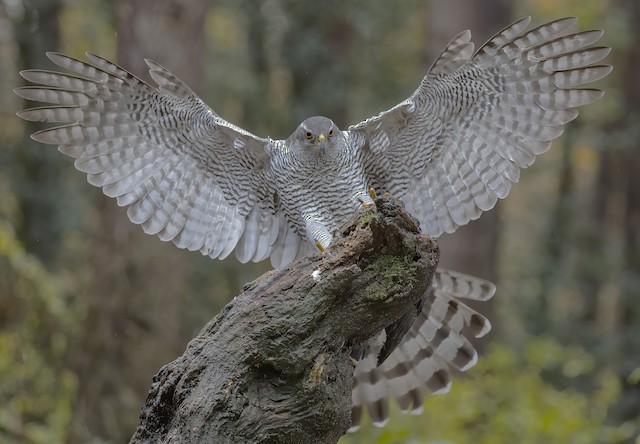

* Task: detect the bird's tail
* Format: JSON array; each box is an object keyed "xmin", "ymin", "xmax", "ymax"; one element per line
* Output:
[{"xmin": 349, "ymin": 268, "xmax": 494, "ymax": 432}]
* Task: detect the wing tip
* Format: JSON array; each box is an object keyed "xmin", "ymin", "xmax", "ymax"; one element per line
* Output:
[
  {"xmin": 85, "ymin": 52, "xmax": 104, "ymax": 62},
  {"xmin": 30, "ymin": 129, "xmax": 55, "ymax": 144},
  {"xmin": 144, "ymin": 58, "xmax": 163, "ymax": 70},
  {"xmin": 19, "ymin": 69, "xmax": 34, "ymax": 80},
  {"xmin": 587, "ymin": 88, "xmax": 606, "ymax": 101},
  {"xmin": 590, "ymin": 28, "xmax": 605, "ymax": 40},
  {"xmin": 519, "ymin": 16, "xmax": 533, "ymax": 26},
  {"xmin": 16, "ymin": 109, "xmax": 38, "ymax": 122},
  {"xmin": 13, "ymin": 87, "xmax": 25, "ymax": 97},
  {"xmin": 558, "ymin": 16, "xmax": 578, "ymax": 27},
  {"xmin": 45, "ymin": 51, "xmax": 65, "ymax": 63}
]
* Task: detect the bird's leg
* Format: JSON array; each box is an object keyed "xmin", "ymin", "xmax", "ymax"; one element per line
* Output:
[
  {"xmin": 305, "ymin": 218, "xmax": 332, "ymax": 252},
  {"xmin": 358, "ymin": 187, "xmax": 377, "ymax": 207}
]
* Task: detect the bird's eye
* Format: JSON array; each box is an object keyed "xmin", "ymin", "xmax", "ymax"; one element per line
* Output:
[
  {"xmin": 305, "ymin": 132, "xmax": 313, "ymax": 139},
  {"xmin": 328, "ymin": 130, "xmax": 334, "ymax": 137}
]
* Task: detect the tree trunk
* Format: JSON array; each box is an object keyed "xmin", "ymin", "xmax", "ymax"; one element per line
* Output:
[{"xmin": 129, "ymin": 197, "xmax": 439, "ymax": 444}]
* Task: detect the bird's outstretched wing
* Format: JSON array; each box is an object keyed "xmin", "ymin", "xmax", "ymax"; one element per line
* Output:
[
  {"xmin": 350, "ymin": 269, "xmax": 495, "ymax": 431},
  {"xmin": 16, "ymin": 53, "xmax": 301, "ymax": 267},
  {"xmin": 350, "ymin": 17, "xmax": 611, "ymax": 237}
]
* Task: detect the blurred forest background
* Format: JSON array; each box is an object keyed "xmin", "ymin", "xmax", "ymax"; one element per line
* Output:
[{"xmin": 0, "ymin": 0, "xmax": 638, "ymax": 443}]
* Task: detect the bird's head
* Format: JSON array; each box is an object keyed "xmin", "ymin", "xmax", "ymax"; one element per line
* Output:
[{"xmin": 292, "ymin": 116, "xmax": 342, "ymax": 154}]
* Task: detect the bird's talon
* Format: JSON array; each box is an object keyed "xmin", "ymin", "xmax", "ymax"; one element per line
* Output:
[
  {"xmin": 315, "ymin": 240, "xmax": 326, "ymax": 252},
  {"xmin": 369, "ymin": 187, "xmax": 377, "ymax": 200}
]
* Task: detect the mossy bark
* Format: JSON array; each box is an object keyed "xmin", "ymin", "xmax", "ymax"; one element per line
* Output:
[{"xmin": 129, "ymin": 197, "xmax": 439, "ymax": 444}]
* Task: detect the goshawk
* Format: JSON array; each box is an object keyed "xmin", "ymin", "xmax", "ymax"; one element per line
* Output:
[{"xmin": 16, "ymin": 16, "xmax": 610, "ymax": 430}]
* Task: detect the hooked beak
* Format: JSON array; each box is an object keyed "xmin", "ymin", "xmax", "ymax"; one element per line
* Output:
[{"xmin": 316, "ymin": 133, "xmax": 327, "ymax": 150}]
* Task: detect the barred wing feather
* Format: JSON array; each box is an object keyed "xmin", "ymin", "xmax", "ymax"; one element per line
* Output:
[
  {"xmin": 351, "ymin": 17, "xmax": 611, "ymax": 238},
  {"xmin": 15, "ymin": 52, "xmax": 300, "ymax": 268}
]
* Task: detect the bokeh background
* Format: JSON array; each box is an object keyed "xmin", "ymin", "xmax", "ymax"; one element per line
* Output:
[{"xmin": 1, "ymin": 0, "xmax": 638, "ymax": 443}]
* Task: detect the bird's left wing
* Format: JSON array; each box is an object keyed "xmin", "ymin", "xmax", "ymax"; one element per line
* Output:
[
  {"xmin": 16, "ymin": 53, "xmax": 299, "ymax": 265},
  {"xmin": 349, "ymin": 17, "xmax": 611, "ymax": 237}
]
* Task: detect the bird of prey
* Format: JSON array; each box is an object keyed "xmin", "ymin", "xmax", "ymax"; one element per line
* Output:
[{"xmin": 15, "ymin": 16, "xmax": 610, "ymax": 431}]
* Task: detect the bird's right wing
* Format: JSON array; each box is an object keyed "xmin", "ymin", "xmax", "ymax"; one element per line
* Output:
[
  {"xmin": 16, "ymin": 53, "xmax": 304, "ymax": 267},
  {"xmin": 350, "ymin": 17, "xmax": 611, "ymax": 238}
]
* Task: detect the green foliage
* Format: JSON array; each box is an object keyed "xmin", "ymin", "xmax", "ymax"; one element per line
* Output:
[
  {"xmin": 0, "ymin": 215, "xmax": 80, "ymax": 443},
  {"xmin": 341, "ymin": 337, "xmax": 620, "ymax": 444}
]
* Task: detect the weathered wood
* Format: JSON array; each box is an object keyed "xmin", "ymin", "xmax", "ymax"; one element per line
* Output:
[{"xmin": 129, "ymin": 197, "xmax": 439, "ymax": 444}]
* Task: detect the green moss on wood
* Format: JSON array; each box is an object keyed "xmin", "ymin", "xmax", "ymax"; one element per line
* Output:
[
  {"xmin": 358, "ymin": 212, "xmax": 377, "ymax": 228},
  {"xmin": 364, "ymin": 255, "xmax": 418, "ymax": 301}
]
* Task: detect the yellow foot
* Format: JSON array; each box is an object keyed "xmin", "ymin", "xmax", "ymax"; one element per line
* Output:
[
  {"xmin": 315, "ymin": 240, "xmax": 326, "ymax": 252},
  {"xmin": 358, "ymin": 187, "xmax": 378, "ymax": 207}
]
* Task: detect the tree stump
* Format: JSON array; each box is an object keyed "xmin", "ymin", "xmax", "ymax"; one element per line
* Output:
[{"xmin": 129, "ymin": 197, "xmax": 439, "ymax": 444}]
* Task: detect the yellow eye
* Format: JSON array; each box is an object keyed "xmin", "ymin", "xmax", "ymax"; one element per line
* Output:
[
  {"xmin": 328, "ymin": 130, "xmax": 334, "ymax": 137},
  {"xmin": 305, "ymin": 132, "xmax": 313, "ymax": 139}
]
